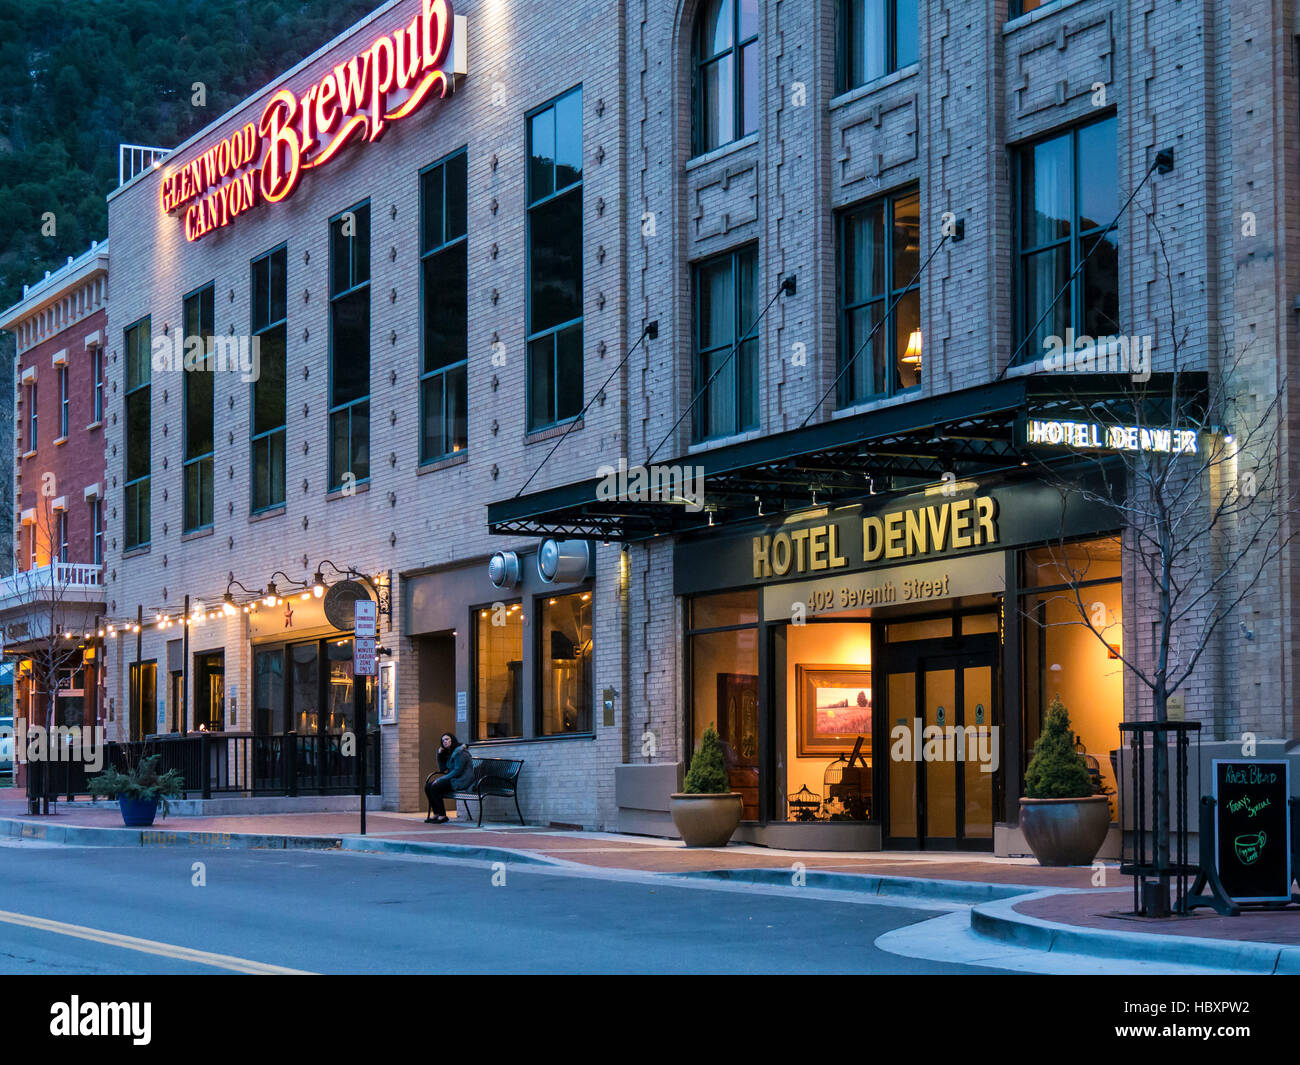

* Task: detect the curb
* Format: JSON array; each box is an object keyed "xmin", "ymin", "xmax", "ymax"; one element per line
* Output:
[
  {"xmin": 672, "ymin": 866, "xmax": 1042, "ymax": 905},
  {"xmin": 970, "ymin": 892, "xmax": 1300, "ymax": 975},
  {"xmin": 339, "ymin": 835, "xmax": 559, "ymax": 866},
  {"xmin": 1, "ymin": 816, "xmax": 342, "ymax": 851}
]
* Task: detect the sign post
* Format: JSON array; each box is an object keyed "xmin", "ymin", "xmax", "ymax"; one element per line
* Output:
[{"xmin": 353, "ymin": 600, "xmax": 377, "ymax": 835}]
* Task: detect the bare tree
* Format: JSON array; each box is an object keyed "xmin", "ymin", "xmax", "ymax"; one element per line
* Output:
[
  {"xmin": 8, "ymin": 496, "xmax": 103, "ymax": 812},
  {"xmin": 1023, "ymin": 211, "xmax": 1296, "ymax": 915}
]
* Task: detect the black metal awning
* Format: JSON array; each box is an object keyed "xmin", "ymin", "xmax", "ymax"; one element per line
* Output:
[{"xmin": 486, "ymin": 372, "xmax": 1208, "ymax": 542}]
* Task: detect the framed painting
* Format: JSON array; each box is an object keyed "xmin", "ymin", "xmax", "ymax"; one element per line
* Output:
[{"xmin": 797, "ymin": 665, "xmax": 872, "ymax": 757}]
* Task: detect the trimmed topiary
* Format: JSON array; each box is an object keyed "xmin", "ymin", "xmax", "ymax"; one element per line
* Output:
[
  {"xmin": 683, "ymin": 725, "xmax": 730, "ymax": 794},
  {"xmin": 1024, "ymin": 696, "xmax": 1093, "ymax": 799}
]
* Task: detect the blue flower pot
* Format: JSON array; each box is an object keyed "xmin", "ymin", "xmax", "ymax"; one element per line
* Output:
[{"xmin": 118, "ymin": 796, "xmax": 160, "ymax": 827}]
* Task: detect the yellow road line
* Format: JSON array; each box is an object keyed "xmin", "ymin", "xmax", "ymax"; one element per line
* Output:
[{"xmin": 0, "ymin": 908, "xmax": 314, "ymax": 974}]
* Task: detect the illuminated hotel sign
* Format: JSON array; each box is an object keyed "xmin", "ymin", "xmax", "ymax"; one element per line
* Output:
[
  {"xmin": 1023, "ymin": 417, "xmax": 1199, "ymax": 455},
  {"xmin": 159, "ymin": 0, "xmax": 467, "ymax": 241}
]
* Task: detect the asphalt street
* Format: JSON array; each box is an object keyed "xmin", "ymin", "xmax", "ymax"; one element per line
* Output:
[{"xmin": 0, "ymin": 838, "xmax": 1010, "ymax": 974}]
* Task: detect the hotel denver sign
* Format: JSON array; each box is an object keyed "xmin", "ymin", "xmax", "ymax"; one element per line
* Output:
[{"xmin": 159, "ymin": 0, "xmax": 467, "ymax": 241}]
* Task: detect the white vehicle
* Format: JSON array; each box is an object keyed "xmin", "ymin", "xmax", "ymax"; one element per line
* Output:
[{"xmin": 0, "ymin": 716, "xmax": 13, "ymax": 776}]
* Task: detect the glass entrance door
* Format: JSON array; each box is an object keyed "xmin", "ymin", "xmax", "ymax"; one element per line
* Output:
[{"xmin": 884, "ymin": 641, "xmax": 998, "ymax": 849}]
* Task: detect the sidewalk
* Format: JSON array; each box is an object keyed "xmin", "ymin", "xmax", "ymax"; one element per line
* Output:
[{"xmin": 5, "ymin": 800, "xmax": 1298, "ymax": 969}]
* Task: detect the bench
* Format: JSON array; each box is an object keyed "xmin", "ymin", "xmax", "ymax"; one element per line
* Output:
[{"xmin": 425, "ymin": 757, "xmax": 524, "ymax": 826}]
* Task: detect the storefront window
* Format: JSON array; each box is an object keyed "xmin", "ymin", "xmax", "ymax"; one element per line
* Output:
[
  {"xmin": 129, "ymin": 660, "xmax": 156, "ymax": 741},
  {"xmin": 1022, "ymin": 537, "xmax": 1123, "ymax": 812},
  {"xmin": 194, "ymin": 651, "xmax": 224, "ymax": 731},
  {"xmin": 779, "ymin": 621, "xmax": 873, "ymax": 822},
  {"xmin": 327, "ymin": 638, "xmax": 360, "ymax": 734},
  {"xmin": 688, "ymin": 591, "xmax": 759, "ymax": 817},
  {"xmin": 290, "ymin": 642, "xmax": 320, "ymax": 734},
  {"xmin": 539, "ymin": 590, "xmax": 592, "ymax": 735},
  {"xmin": 476, "ymin": 602, "xmax": 523, "ymax": 740},
  {"xmin": 254, "ymin": 648, "xmax": 285, "ymax": 734}
]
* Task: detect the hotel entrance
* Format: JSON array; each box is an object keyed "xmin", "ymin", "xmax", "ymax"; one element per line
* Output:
[{"xmin": 880, "ymin": 625, "xmax": 999, "ymax": 850}]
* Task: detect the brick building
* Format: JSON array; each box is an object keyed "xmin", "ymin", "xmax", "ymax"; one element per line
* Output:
[
  {"xmin": 0, "ymin": 242, "xmax": 110, "ymax": 772},
  {"xmin": 99, "ymin": 0, "xmax": 1299, "ymax": 850}
]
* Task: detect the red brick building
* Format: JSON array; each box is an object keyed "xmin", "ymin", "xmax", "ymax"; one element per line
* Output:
[{"xmin": 0, "ymin": 241, "xmax": 109, "ymax": 770}]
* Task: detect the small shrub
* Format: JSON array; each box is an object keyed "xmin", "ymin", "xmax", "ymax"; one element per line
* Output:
[
  {"xmin": 1024, "ymin": 697, "xmax": 1094, "ymax": 799},
  {"xmin": 683, "ymin": 725, "xmax": 730, "ymax": 794},
  {"xmin": 89, "ymin": 754, "xmax": 186, "ymax": 817}
]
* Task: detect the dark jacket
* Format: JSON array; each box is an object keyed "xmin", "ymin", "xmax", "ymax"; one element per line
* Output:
[{"xmin": 439, "ymin": 744, "xmax": 475, "ymax": 790}]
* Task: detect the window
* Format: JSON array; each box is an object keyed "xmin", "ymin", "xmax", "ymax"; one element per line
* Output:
[
  {"xmin": 129, "ymin": 660, "xmax": 157, "ymax": 742},
  {"xmin": 92, "ymin": 345, "xmax": 104, "ymax": 424},
  {"xmin": 182, "ymin": 284, "xmax": 215, "ymax": 532},
  {"xmin": 420, "ymin": 150, "xmax": 468, "ymax": 461},
  {"xmin": 839, "ymin": 0, "xmax": 918, "ymax": 92},
  {"xmin": 838, "ymin": 187, "xmax": 921, "ymax": 404},
  {"xmin": 693, "ymin": 244, "xmax": 758, "ymax": 441},
  {"xmin": 527, "ymin": 87, "xmax": 584, "ymax": 430},
  {"xmin": 194, "ymin": 651, "xmax": 225, "ymax": 731},
  {"xmin": 329, "ymin": 203, "xmax": 371, "ymax": 488},
  {"xmin": 251, "ymin": 246, "xmax": 287, "ymax": 511},
  {"xmin": 538, "ymin": 590, "xmax": 592, "ymax": 735},
  {"xmin": 693, "ymin": 0, "xmax": 758, "ymax": 155},
  {"xmin": 1014, "ymin": 115, "xmax": 1118, "ymax": 363},
  {"xmin": 474, "ymin": 601, "xmax": 523, "ymax": 740},
  {"xmin": 123, "ymin": 317, "xmax": 151, "ymax": 550},
  {"xmin": 1010, "ymin": 0, "xmax": 1047, "ymax": 16},
  {"xmin": 91, "ymin": 499, "xmax": 103, "ymax": 566},
  {"xmin": 55, "ymin": 509, "xmax": 68, "ymax": 563},
  {"xmin": 253, "ymin": 647, "xmax": 286, "ymax": 735},
  {"xmin": 57, "ymin": 365, "xmax": 68, "ymax": 438},
  {"xmin": 25, "ymin": 382, "xmax": 36, "ymax": 451}
]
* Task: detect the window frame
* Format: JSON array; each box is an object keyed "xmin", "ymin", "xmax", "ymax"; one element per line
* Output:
[
  {"xmin": 1011, "ymin": 114, "xmax": 1119, "ymax": 365},
  {"xmin": 692, "ymin": 0, "xmax": 760, "ymax": 156},
  {"xmin": 535, "ymin": 586, "xmax": 595, "ymax": 737},
  {"xmin": 56, "ymin": 508, "xmax": 68, "ymax": 564},
  {"xmin": 525, "ymin": 85, "xmax": 584, "ymax": 432},
  {"xmin": 250, "ymin": 244, "xmax": 288, "ymax": 513},
  {"xmin": 470, "ymin": 598, "xmax": 525, "ymax": 742},
  {"xmin": 181, "ymin": 282, "xmax": 216, "ymax": 533},
  {"xmin": 836, "ymin": 185, "xmax": 922, "ymax": 405},
  {"xmin": 123, "ymin": 315, "xmax": 151, "ymax": 551},
  {"xmin": 692, "ymin": 242, "xmax": 760, "ymax": 442},
  {"xmin": 92, "ymin": 344, "xmax": 104, "ymax": 425},
  {"xmin": 57, "ymin": 365, "xmax": 69, "ymax": 439},
  {"xmin": 91, "ymin": 498, "xmax": 103, "ymax": 566},
  {"xmin": 25, "ymin": 381, "xmax": 37, "ymax": 451},
  {"xmin": 328, "ymin": 202, "xmax": 372, "ymax": 490},
  {"xmin": 837, "ymin": 0, "xmax": 918, "ymax": 94},
  {"xmin": 419, "ymin": 147, "xmax": 469, "ymax": 463}
]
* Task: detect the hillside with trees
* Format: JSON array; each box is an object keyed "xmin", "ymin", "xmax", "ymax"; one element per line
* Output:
[{"xmin": 0, "ymin": 0, "xmax": 380, "ymax": 309}]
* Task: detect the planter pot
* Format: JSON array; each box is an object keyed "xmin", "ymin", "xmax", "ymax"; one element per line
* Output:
[
  {"xmin": 670, "ymin": 793, "xmax": 743, "ymax": 848},
  {"xmin": 1019, "ymin": 795, "xmax": 1110, "ymax": 866},
  {"xmin": 118, "ymin": 796, "xmax": 160, "ymax": 828}
]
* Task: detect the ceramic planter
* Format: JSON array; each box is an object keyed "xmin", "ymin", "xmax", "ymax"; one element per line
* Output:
[
  {"xmin": 670, "ymin": 792, "xmax": 743, "ymax": 847},
  {"xmin": 118, "ymin": 796, "xmax": 160, "ymax": 828},
  {"xmin": 1019, "ymin": 795, "xmax": 1110, "ymax": 866}
]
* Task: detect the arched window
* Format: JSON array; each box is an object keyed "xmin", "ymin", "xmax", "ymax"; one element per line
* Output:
[{"xmin": 693, "ymin": 0, "xmax": 758, "ymax": 156}]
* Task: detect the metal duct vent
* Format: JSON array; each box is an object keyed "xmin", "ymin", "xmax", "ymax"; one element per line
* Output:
[
  {"xmin": 536, "ymin": 539, "xmax": 591, "ymax": 585},
  {"xmin": 488, "ymin": 550, "xmax": 522, "ymax": 589}
]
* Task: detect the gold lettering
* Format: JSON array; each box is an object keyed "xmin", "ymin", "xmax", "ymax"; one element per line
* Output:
[
  {"xmin": 863, "ymin": 517, "xmax": 883, "ymax": 562},
  {"xmin": 884, "ymin": 512, "xmax": 905, "ymax": 559},
  {"xmin": 828, "ymin": 523, "xmax": 848, "ymax": 568},
  {"xmin": 905, "ymin": 508, "xmax": 927, "ymax": 556},
  {"xmin": 951, "ymin": 499, "xmax": 973, "ymax": 549},
  {"xmin": 976, "ymin": 496, "xmax": 998, "ymax": 545},
  {"xmin": 752, "ymin": 535, "xmax": 771, "ymax": 579},
  {"xmin": 771, "ymin": 533, "xmax": 792, "ymax": 576},
  {"xmin": 809, "ymin": 526, "xmax": 828, "ymax": 571},
  {"xmin": 790, "ymin": 529, "xmax": 810, "ymax": 572},
  {"xmin": 926, "ymin": 503, "xmax": 950, "ymax": 552}
]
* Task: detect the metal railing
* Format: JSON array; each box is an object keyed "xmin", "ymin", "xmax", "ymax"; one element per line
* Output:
[
  {"xmin": 26, "ymin": 730, "xmax": 380, "ymax": 801},
  {"xmin": 119, "ymin": 144, "xmax": 170, "ymax": 187}
]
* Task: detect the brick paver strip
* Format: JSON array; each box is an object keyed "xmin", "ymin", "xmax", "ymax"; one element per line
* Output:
[{"xmin": 1016, "ymin": 889, "xmax": 1300, "ymax": 945}]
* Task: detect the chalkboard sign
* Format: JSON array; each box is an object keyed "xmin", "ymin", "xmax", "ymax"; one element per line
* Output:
[{"xmin": 1212, "ymin": 760, "xmax": 1291, "ymax": 903}]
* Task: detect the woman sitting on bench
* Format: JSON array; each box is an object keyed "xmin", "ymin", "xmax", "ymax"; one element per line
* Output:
[{"xmin": 425, "ymin": 733, "xmax": 474, "ymax": 823}]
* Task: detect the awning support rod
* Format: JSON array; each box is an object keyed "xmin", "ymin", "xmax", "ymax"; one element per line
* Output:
[
  {"xmin": 514, "ymin": 319, "xmax": 659, "ymax": 500},
  {"xmin": 995, "ymin": 148, "xmax": 1173, "ymax": 382},
  {"xmin": 644, "ymin": 276, "xmax": 796, "ymax": 467}
]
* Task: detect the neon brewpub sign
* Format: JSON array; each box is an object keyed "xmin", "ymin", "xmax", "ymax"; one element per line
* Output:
[{"xmin": 159, "ymin": 0, "xmax": 467, "ymax": 241}]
